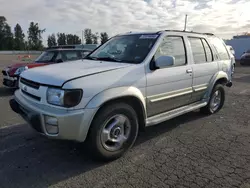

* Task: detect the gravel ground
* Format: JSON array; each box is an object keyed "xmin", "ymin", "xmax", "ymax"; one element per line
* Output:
[{"xmin": 0, "ymin": 58, "xmax": 250, "ymax": 188}]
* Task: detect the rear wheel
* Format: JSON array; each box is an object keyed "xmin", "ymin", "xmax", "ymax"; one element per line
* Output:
[
  {"xmin": 200, "ymin": 84, "xmax": 225, "ymax": 115},
  {"xmin": 87, "ymin": 102, "xmax": 139, "ymax": 161}
]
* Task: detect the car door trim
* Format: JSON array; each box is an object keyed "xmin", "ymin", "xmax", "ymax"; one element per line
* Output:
[
  {"xmin": 147, "ymin": 87, "xmax": 193, "ymax": 103},
  {"xmin": 193, "ymin": 84, "xmax": 208, "ymax": 92}
]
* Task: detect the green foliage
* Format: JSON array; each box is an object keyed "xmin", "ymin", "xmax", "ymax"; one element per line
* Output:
[
  {"xmin": 100, "ymin": 32, "xmax": 109, "ymax": 44},
  {"xmin": 66, "ymin": 34, "xmax": 81, "ymax": 45},
  {"xmin": 0, "ymin": 16, "xmax": 110, "ymax": 50},
  {"xmin": 92, "ymin": 32, "xmax": 99, "ymax": 44},
  {"xmin": 14, "ymin": 24, "xmax": 25, "ymax": 50},
  {"xmin": 57, "ymin": 33, "xmax": 66, "ymax": 45},
  {"xmin": 84, "ymin": 29, "xmax": 93, "ymax": 44},
  {"xmin": 47, "ymin": 34, "xmax": 57, "ymax": 47},
  {"xmin": 27, "ymin": 22, "xmax": 45, "ymax": 50},
  {"xmin": 0, "ymin": 16, "xmax": 14, "ymax": 50}
]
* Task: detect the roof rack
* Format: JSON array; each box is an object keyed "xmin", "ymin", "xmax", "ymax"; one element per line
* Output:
[{"xmin": 157, "ymin": 30, "xmax": 214, "ymax": 36}]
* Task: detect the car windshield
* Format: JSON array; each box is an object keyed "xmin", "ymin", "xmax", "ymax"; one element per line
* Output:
[
  {"xmin": 86, "ymin": 34, "xmax": 159, "ymax": 64},
  {"xmin": 35, "ymin": 51, "xmax": 56, "ymax": 63}
]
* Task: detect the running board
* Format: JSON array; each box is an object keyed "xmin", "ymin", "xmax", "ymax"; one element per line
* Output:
[{"xmin": 146, "ymin": 101, "xmax": 208, "ymax": 127}]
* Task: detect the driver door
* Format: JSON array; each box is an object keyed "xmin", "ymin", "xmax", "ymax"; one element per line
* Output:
[{"xmin": 146, "ymin": 36, "xmax": 193, "ymax": 117}]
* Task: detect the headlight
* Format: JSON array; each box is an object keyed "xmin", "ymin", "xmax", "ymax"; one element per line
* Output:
[
  {"xmin": 14, "ymin": 66, "xmax": 28, "ymax": 75},
  {"xmin": 47, "ymin": 88, "xmax": 83, "ymax": 107}
]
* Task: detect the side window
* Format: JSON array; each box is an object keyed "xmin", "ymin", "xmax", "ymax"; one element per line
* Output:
[
  {"xmin": 188, "ymin": 37, "xmax": 206, "ymax": 64},
  {"xmin": 63, "ymin": 51, "xmax": 80, "ymax": 61},
  {"xmin": 81, "ymin": 51, "xmax": 90, "ymax": 57},
  {"xmin": 55, "ymin": 52, "xmax": 62, "ymax": 62},
  {"xmin": 201, "ymin": 39, "xmax": 213, "ymax": 62},
  {"xmin": 155, "ymin": 36, "xmax": 186, "ymax": 66},
  {"xmin": 210, "ymin": 37, "xmax": 230, "ymax": 60}
]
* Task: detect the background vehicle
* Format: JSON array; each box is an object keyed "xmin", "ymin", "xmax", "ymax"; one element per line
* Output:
[
  {"xmin": 2, "ymin": 48, "xmax": 92, "ymax": 88},
  {"xmin": 227, "ymin": 45, "xmax": 235, "ymax": 56},
  {"xmin": 240, "ymin": 49, "xmax": 250, "ymax": 65},
  {"xmin": 10, "ymin": 30, "xmax": 232, "ymax": 161},
  {"xmin": 227, "ymin": 45, "xmax": 236, "ymax": 75}
]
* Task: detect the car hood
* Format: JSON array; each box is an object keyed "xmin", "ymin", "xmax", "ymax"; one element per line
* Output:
[
  {"xmin": 20, "ymin": 59, "xmax": 132, "ymax": 87},
  {"xmin": 241, "ymin": 53, "xmax": 250, "ymax": 58},
  {"xmin": 6, "ymin": 62, "xmax": 49, "ymax": 76}
]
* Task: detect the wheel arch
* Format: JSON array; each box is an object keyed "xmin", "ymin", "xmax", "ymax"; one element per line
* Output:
[
  {"xmin": 86, "ymin": 86, "xmax": 147, "ymax": 132},
  {"xmin": 204, "ymin": 71, "xmax": 229, "ymax": 100}
]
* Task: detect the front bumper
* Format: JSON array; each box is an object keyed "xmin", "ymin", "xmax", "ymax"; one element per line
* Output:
[
  {"xmin": 3, "ymin": 76, "xmax": 19, "ymax": 88},
  {"xmin": 9, "ymin": 90, "xmax": 97, "ymax": 142},
  {"xmin": 240, "ymin": 59, "xmax": 250, "ymax": 65}
]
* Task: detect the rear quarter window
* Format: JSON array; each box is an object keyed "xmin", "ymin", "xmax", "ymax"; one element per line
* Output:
[{"xmin": 209, "ymin": 37, "xmax": 230, "ymax": 60}]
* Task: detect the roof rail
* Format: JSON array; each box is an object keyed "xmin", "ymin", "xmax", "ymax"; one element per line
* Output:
[{"xmin": 157, "ymin": 30, "xmax": 214, "ymax": 36}]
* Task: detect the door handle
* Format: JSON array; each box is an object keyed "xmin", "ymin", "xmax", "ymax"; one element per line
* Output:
[{"xmin": 186, "ymin": 69, "xmax": 193, "ymax": 74}]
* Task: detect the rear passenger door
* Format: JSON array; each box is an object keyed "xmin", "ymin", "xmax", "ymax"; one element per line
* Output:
[{"xmin": 187, "ymin": 37, "xmax": 218, "ymax": 103}]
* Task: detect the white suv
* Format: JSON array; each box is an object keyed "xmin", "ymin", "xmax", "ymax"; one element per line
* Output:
[{"xmin": 10, "ymin": 30, "xmax": 233, "ymax": 160}]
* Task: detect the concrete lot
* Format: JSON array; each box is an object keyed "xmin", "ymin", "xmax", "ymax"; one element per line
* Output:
[{"xmin": 0, "ymin": 55, "xmax": 250, "ymax": 188}]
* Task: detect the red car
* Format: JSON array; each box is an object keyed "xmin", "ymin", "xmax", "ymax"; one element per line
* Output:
[{"xmin": 2, "ymin": 48, "xmax": 91, "ymax": 88}]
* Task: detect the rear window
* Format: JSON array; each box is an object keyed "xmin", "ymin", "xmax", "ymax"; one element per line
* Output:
[
  {"xmin": 61, "ymin": 50, "xmax": 82, "ymax": 61},
  {"xmin": 35, "ymin": 51, "xmax": 56, "ymax": 62},
  {"xmin": 209, "ymin": 37, "xmax": 230, "ymax": 60}
]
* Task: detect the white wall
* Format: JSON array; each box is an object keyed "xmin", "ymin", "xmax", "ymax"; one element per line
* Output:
[{"xmin": 226, "ymin": 38, "xmax": 250, "ymax": 60}]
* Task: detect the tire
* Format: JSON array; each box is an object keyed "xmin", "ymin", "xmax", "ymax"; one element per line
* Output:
[
  {"xmin": 200, "ymin": 84, "xmax": 225, "ymax": 115},
  {"xmin": 87, "ymin": 102, "xmax": 139, "ymax": 161}
]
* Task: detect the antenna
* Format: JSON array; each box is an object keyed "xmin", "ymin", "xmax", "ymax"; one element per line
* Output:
[{"xmin": 184, "ymin": 14, "xmax": 188, "ymax": 31}]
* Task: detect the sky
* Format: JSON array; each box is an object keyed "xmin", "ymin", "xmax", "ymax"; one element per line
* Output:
[{"xmin": 0, "ymin": 0, "xmax": 250, "ymax": 45}]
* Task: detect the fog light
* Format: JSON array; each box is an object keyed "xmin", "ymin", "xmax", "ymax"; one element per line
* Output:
[{"xmin": 44, "ymin": 116, "xmax": 58, "ymax": 134}]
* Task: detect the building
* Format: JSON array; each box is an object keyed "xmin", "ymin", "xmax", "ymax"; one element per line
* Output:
[{"xmin": 225, "ymin": 35, "xmax": 250, "ymax": 60}]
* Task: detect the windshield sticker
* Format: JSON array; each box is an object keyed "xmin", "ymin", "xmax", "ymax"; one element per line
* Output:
[{"xmin": 139, "ymin": 35, "xmax": 159, "ymax": 39}]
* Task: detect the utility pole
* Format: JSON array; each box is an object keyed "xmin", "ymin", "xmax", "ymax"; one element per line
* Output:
[
  {"xmin": 82, "ymin": 30, "xmax": 84, "ymax": 44},
  {"xmin": 184, "ymin": 14, "xmax": 188, "ymax": 31}
]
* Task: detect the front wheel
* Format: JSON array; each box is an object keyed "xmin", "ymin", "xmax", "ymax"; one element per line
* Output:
[
  {"xmin": 200, "ymin": 84, "xmax": 225, "ymax": 115},
  {"xmin": 87, "ymin": 102, "xmax": 139, "ymax": 161}
]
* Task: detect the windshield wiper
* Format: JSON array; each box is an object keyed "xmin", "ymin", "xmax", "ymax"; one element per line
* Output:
[
  {"xmin": 84, "ymin": 56, "xmax": 98, "ymax": 60},
  {"xmin": 95, "ymin": 57, "xmax": 122, "ymax": 62},
  {"xmin": 85, "ymin": 56, "xmax": 122, "ymax": 62}
]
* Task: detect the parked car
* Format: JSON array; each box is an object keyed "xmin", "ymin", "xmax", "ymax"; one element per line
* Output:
[
  {"xmin": 240, "ymin": 50, "xmax": 250, "ymax": 65},
  {"xmin": 10, "ymin": 30, "xmax": 232, "ymax": 161},
  {"xmin": 227, "ymin": 45, "xmax": 235, "ymax": 56},
  {"xmin": 227, "ymin": 45, "xmax": 236, "ymax": 75},
  {"xmin": 226, "ymin": 45, "xmax": 236, "ymax": 75},
  {"xmin": 2, "ymin": 48, "xmax": 92, "ymax": 88}
]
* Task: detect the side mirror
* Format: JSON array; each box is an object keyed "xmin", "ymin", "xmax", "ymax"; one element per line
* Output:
[
  {"xmin": 155, "ymin": 56, "xmax": 175, "ymax": 69},
  {"xmin": 56, "ymin": 59, "xmax": 63, "ymax": 63}
]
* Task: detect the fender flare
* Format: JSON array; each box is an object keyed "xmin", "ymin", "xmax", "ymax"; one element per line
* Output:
[
  {"xmin": 86, "ymin": 86, "xmax": 146, "ymax": 115},
  {"xmin": 203, "ymin": 71, "xmax": 229, "ymax": 100}
]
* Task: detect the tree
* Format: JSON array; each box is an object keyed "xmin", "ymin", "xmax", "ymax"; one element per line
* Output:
[
  {"xmin": 84, "ymin": 29, "xmax": 93, "ymax": 44},
  {"xmin": 47, "ymin": 34, "xmax": 57, "ymax": 47},
  {"xmin": 0, "ymin": 16, "xmax": 7, "ymax": 50},
  {"xmin": 27, "ymin": 22, "xmax": 45, "ymax": 50},
  {"xmin": 3, "ymin": 24, "xmax": 14, "ymax": 50},
  {"xmin": 66, "ymin": 34, "xmax": 81, "ymax": 45},
  {"xmin": 0, "ymin": 16, "xmax": 14, "ymax": 50},
  {"xmin": 100, "ymin": 32, "xmax": 109, "ymax": 44},
  {"xmin": 92, "ymin": 32, "xmax": 99, "ymax": 44},
  {"xmin": 57, "ymin": 33, "xmax": 66, "ymax": 45},
  {"xmin": 13, "ymin": 23, "xmax": 25, "ymax": 50}
]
